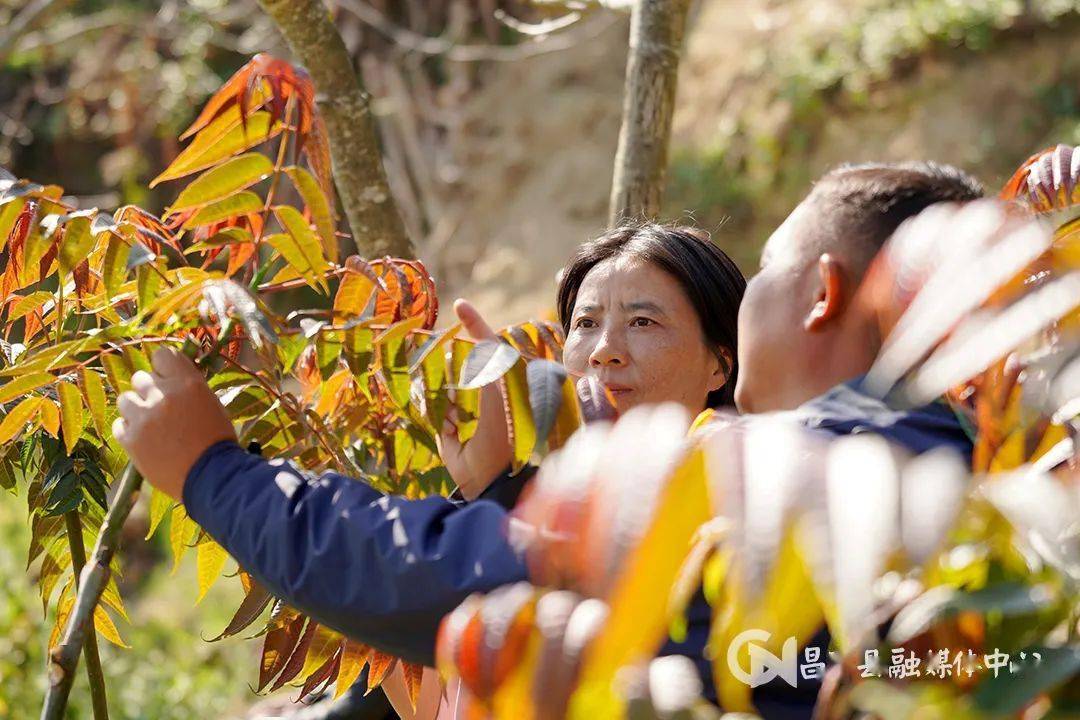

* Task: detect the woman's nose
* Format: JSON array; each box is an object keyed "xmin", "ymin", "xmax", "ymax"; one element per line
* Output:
[{"xmin": 589, "ymin": 331, "xmax": 626, "ymax": 367}]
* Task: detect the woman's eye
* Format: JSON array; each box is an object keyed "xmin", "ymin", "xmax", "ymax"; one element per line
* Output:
[
  {"xmin": 630, "ymin": 317, "xmax": 655, "ymax": 327},
  {"xmin": 574, "ymin": 317, "xmax": 596, "ymax": 329}
]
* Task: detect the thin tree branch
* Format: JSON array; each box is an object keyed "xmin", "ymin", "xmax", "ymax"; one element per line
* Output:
[
  {"xmin": 257, "ymin": 0, "xmax": 415, "ymax": 260},
  {"xmin": 608, "ymin": 0, "xmax": 691, "ymax": 224},
  {"xmin": 42, "ymin": 465, "xmax": 141, "ymax": 720},
  {"xmin": 0, "ymin": 0, "xmax": 72, "ymax": 63},
  {"xmin": 63, "ymin": 511, "xmax": 110, "ymax": 720},
  {"xmin": 338, "ymin": 0, "xmax": 620, "ymax": 63}
]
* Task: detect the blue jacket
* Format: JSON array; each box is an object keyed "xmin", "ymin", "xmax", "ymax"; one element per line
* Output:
[{"xmin": 182, "ymin": 378, "xmax": 973, "ymax": 712}]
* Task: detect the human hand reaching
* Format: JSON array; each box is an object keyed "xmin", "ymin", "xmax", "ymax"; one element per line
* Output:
[
  {"xmin": 112, "ymin": 347, "xmax": 237, "ymax": 500},
  {"xmin": 436, "ymin": 299, "xmax": 512, "ymax": 501}
]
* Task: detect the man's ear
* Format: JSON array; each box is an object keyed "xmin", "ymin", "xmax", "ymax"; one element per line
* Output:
[
  {"xmin": 707, "ymin": 346, "xmax": 733, "ymax": 393},
  {"xmin": 803, "ymin": 253, "xmax": 845, "ymax": 331}
]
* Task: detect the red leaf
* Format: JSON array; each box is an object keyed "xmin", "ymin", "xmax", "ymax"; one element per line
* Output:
[
  {"xmin": 258, "ymin": 612, "xmax": 306, "ymax": 692},
  {"xmin": 269, "ymin": 618, "xmax": 318, "ymax": 692}
]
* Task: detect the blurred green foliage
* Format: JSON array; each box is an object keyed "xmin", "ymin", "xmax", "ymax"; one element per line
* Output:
[{"xmin": 0, "ymin": 495, "xmax": 258, "ymax": 719}]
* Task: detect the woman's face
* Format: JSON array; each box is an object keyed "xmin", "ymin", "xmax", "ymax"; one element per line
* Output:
[{"xmin": 563, "ymin": 256, "xmax": 729, "ymax": 415}]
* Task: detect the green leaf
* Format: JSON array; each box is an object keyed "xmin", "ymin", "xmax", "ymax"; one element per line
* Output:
[
  {"xmin": 57, "ymin": 381, "xmax": 84, "ymax": 455},
  {"xmin": 181, "ymin": 191, "xmax": 264, "ymax": 229},
  {"xmin": 169, "ymin": 153, "xmax": 274, "ymax": 211},
  {"xmin": 151, "ymin": 109, "xmax": 282, "ymax": 186},
  {"xmin": 459, "ymin": 340, "xmax": 520, "ymax": 390},
  {"xmin": 101, "ymin": 233, "xmax": 130, "ymax": 297},
  {"xmin": 284, "ymin": 166, "xmax": 337, "ymax": 263},
  {"xmin": 525, "ymin": 359, "xmax": 566, "ymax": 452},
  {"xmin": 0, "ymin": 372, "xmax": 55, "ymax": 404},
  {"xmin": 58, "ymin": 214, "xmax": 93, "ymax": 277},
  {"xmin": 269, "ymin": 206, "xmax": 329, "ymax": 289},
  {"xmin": 974, "ymin": 645, "xmax": 1080, "ymax": 714}
]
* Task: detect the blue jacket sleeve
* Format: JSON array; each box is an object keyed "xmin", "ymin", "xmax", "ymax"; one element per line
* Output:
[{"xmin": 181, "ymin": 441, "xmax": 530, "ymax": 666}]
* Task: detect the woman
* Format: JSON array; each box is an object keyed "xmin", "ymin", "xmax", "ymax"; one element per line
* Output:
[
  {"xmin": 112, "ymin": 222, "xmax": 746, "ymax": 714},
  {"xmin": 440, "ymin": 222, "xmax": 745, "ymax": 507}
]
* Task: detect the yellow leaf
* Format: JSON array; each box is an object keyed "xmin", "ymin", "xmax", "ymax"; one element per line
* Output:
[
  {"xmin": 0, "ymin": 371, "xmax": 55, "ymax": 404},
  {"xmin": 0, "ymin": 197, "xmax": 26, "ymax": 254},
  {"xmin": 151, "ymin": 109, "xmax": 281, "ymax": 186},
  {"xmin": 169, "ymin": 504, "xmax": 197, "ymax": 573},
  {"xmin": 57, "ymin": 381, "xmax": 84, "ymax": 454},
  {"xmin": 285, "ymin": 166, "xmax": 337, "ymax": 263},
  {"xmin": 269, "ymin": 205, "xmax": 329, "ymax": 286},
  {"xmin": 501, "ymin": 359, "xmax": 536, "ymax": 471},
  {"xmin": 38, "ymin": 399, "xmax": 60, "ymax": 438},
  {"xmin": 196, "ymin": 540, "xmax": 229, "ymax": 603},
  {"xmin": 100, "ymin": 353, "xmax": 133, "ymax": 394},
  {"xmin": 78, "ymin": 367, "xmax": 108, "ymax": 437},
  {"xmin": 334, "ymin": 641, "xmax": 370, "ymax": 700},
  {"xmin": 169, "ymin": 153, "xmax": 274, "ymax": 211},
  {"xmin": 0, "ymin": 396, "xmax": 45, "ymax": 444},
  {"xmin": 333, "ymin": 269, "xmax": 375, "ymax": 319},
  {"xmin": 145, "ymin": 487, "xmax": 173, "ymax": 540},
  {"xmin": 59, "ymin": 214, "xmax": 94, "ymax": 277},
  {"xmin": 93, "ymin": 605, "xmax": 129, "ymax": 648},
  {"xmin": 299, "ymin": 624, "xmax": 344, "ymax": 681},
  {"xmin": 180, "ymin": 191, "xmax": 264, "ymax": 229},
  {"xmin": 8, "ymin": 290, "xmax": 53, "ymax": 322},
  {"xmin": 569, "ymin": 448, "xmax": 711, "ymax": 719}
]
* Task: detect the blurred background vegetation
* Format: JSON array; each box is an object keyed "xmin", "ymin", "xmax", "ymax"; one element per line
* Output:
[{"xmin": 1, "ymin": 0, "xmax": 1079, "ymax": 717}]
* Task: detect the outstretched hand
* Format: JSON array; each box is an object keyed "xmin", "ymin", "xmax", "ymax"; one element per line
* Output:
[
  {"xmin": 113, "ymin": 347, "xmax": 237, "ymax": 501},
  {"xmin": 437, "ymin": 299, "xmax": 512, "ymax": 500}
]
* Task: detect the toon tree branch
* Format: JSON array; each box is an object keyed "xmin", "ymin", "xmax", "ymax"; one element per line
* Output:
[
  {"xmin": 42, "ymin": 466, "xmax": 141, "ymax": 720},
  {"xmin": 257, "ymin": 0, "xmax": 415, "ymax": 260},
  {"xmin": 62, "ymin": 511, "xmax": 110, "ymax": 720},
  {"xmin": 41, "ymin": 325, "xmax": 236, "ymax": 720},
  {"xmin": 607, "ymin": 0, "xmax": 691, "ymax": 225}
]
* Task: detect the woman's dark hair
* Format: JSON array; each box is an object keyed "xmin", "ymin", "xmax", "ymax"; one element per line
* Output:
[{"xmin": 555, "ymin": 222, "xmax": 746, "ymax": 408}]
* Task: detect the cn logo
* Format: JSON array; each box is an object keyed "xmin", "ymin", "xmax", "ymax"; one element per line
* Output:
[{"xmin": 726, "ymin": 629, "xmax": 798, "ymax": 688}]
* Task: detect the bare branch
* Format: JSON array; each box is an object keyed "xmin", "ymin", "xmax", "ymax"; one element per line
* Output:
[
  {"xmin": 338, "ymin": 0, "xmax": 620, "ymax": 63},
  {"xmin": 0, "ymin": 0, "xmax": 73, "ymax": 63}
]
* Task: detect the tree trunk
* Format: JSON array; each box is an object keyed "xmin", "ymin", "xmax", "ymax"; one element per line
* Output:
[
  {"xmin": 257, "ymin": 0, "xmax": 415, "ymax": 260},
  {"xmin": 607, "ymin": 0, "xmax": 691, "ymax": 226}
]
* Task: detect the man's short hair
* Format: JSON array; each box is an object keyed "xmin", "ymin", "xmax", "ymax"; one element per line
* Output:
[{"xmin": 806, "ymin": 161, "xmax": 985, "ymax": 269}]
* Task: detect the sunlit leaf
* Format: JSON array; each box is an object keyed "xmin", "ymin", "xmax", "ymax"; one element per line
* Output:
[
  {"xmin": 181, "ymin": 192, "xmax": 264, "ymax": 229},
  {"xmin": 78, "ymin": 367, "xmax": 108, "ymax": 437},
  {"xmin": 101, "ymin": 233, "xmax": 130, "ymax": 297},
  {"xmin": 270, "ymin": 206, "xmax": 329, "ymax": 289},
  {"xmin": 334, "ymin": 641, "xmax": 370, "ymax": 699},
  {"xmin": 93, "ymin": 605, "xmax": 129, "ymax": 648},
  {"xmin": 460, "ymin": 340, "xmax": 520, "ymax": 390},
  {"xmin": 145, "ymin": 487, "xmax": 173, "ymax": 540},
  {"xmin": 196, "ymin": 540, "xmax": 230, "ymax": 604},
  {"xmin": 284, "ymin": 165, "xmax": 337, "ymax": 262},
  {"xmin": 503, "ymin": 358, "xmax": 536, "ymax": 471},
  {"xmin": 57, "ymin": 381, "xmax": 84, "ymax": 454},
  {"xmin": 152, "ymin": 109, "xmax": 282, "ymax": 186},
  {"xmin": 169, "ymin": 153, "xmax": 274, "ymax": 212},
  {"xmin": 0, "ymin": 372, "xmax": 55, "ymax": 404}
]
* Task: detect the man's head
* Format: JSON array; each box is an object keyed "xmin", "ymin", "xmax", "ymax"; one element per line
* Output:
[{"xmin": 734, "ymin": 161, "xmax": 984, "ymax": 413}]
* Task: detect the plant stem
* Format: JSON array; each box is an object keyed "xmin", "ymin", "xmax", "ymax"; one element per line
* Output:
[
  {"xmin": 42, "ymin": 465, "xmax": 141, "ymax": 720},
  {"xmin": 63, "ymin": 510, "xmax": 110, "ymax": 720}
]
